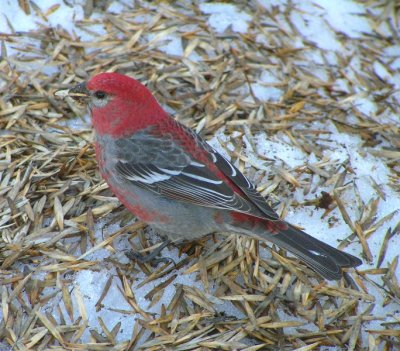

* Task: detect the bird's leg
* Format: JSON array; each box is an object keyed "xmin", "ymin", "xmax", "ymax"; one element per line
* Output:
[{"xmin": 127, "ymin": 239, "xmax": 173, "ymax": 265}]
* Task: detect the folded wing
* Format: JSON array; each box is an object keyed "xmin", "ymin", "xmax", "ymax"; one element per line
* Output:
[{"xmin": 115, "ymin": 124, "xmax": 278, "ymax": 220}]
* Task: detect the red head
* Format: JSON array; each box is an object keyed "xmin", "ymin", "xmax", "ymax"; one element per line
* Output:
[{"xmin": 71, "ymin": 72, "xmax": 168, "ymax": 137}]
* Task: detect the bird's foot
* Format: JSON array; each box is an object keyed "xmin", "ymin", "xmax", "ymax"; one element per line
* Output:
[{"xmin": 127, "ymin": 240, "xmax": 174, "ymax": 265}]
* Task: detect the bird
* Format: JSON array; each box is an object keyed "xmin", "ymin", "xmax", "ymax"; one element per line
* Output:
[{"xmin": 67, "ymin": 72, "xmax": 361, "ymax": 280}]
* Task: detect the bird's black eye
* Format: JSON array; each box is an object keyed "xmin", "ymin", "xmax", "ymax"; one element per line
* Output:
[{"xmin": 94, "ymin": 91, "xmax": 106, "ymax": 99}]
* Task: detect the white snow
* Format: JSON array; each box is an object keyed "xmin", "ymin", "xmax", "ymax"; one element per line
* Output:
[
  {"xmin": 255, "ymin": 133, "xmax": 308, "ymax": 168},
  {"xmin": 0, "ymin": 0, "xmax": 85, "ymax": 34},
  {"xmin": 291, "ymin": 8, "xmax": 342, "ymax": 51},
  {"xmin": 73, "ymin": 269, "xmax": 133, "ymax": 340},
  {"xmin": 147, "ymin": 32, "xmax": 184, "ymax": 57},
  {"xmin": 251, "ymin": 71, "xmax": 284, "ymax": 102},
  {"xmin": 353, "ymin": 96, "xmax": 378, "ymax": 116},
  {"xmin": 287, "ymin": 0, "xmax": 371, "ymax": 52},
  {"xmin": 312, "ymin": 0, "xmax": 370, "ymax": 38},
  {"xmin": 199, "ymin": 3, "xmax": 252, "ymax": 33}
]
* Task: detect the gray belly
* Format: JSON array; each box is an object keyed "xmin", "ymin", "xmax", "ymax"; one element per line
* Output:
[{"xmin": 130, "ymin": 184, "xmax": 219, "ymax": 242}]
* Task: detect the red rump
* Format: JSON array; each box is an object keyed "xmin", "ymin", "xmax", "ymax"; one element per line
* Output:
[{"xmin": 231, "ymin": 212, "xmax": 288, "ymax": 235}]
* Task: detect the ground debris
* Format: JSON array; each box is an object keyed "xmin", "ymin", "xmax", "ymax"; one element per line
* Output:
[{"xmin": 0, "ymin": 1, "xmax": 399, "ymax": 350}]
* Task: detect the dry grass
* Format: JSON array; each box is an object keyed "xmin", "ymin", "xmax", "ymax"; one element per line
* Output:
[{"xmin": 1, "ymin": 1, "xmax": 399, "ymax": 350}]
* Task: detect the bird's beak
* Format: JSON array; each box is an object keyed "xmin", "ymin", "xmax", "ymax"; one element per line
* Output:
[
  {"xmin": 54, "ymin": 81, "xmax": 91, "ymax": 106},
  {"xmin": 68, "ymin": 82, "xmax": 90, "ymax": 100}
]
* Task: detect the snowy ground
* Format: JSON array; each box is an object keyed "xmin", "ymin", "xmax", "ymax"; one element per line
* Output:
[{"xmin": 1, "ymin": 1, "xmax": 399, "ymax": 350}]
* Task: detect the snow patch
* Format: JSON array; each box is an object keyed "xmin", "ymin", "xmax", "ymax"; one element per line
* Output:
[{"xmin": 200, "ymin": 3, "xmax": 252, "ymax": 33}]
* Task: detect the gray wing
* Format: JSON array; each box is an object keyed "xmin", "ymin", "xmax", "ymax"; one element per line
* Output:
[{"xmin": 115, "ymin": 124, "xmax": 278, "ymax": 220}]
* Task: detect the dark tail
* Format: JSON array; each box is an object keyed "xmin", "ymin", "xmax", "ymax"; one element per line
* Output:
[{"xmin": 260, "ymin": 224, "xmax": 362, "ymax": 280}]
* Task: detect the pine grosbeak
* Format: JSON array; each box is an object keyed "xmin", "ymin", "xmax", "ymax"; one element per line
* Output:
[{"xmin": 69, "ymin": 72, "xmax": 361, "ymax": 280}]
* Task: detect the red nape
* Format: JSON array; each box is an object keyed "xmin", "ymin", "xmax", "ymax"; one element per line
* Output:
[{"xmin": 231, "ymin": 212, "xmax": 288, "ymax": 235}]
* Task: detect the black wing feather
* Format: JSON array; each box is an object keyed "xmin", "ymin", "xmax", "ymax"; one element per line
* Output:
[
  {"xmin": 211, "ymin": 152, "xmax": 279, "ymax": 220},
  {"xmin": 116, "ymin": 161, "xmax": 254, "ymax": 213}
]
